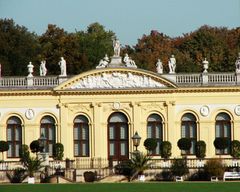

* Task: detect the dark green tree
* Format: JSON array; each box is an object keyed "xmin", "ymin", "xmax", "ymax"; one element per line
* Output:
[
  {"xmin": 0, "ymin": 140, "xmax": 9, "ymax": 160},
  {"xmin": 0, "ymin": 18, "xmax": 40, "ymax": 76},
  {"xmin": 53, "ymin": 143, "xmax": 64, "ymax": 160}
]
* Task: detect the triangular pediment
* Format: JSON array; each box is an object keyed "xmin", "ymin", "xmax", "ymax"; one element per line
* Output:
[{"xmin": 54, "ymin": 68, "xmax": 177, "ymax": 91}]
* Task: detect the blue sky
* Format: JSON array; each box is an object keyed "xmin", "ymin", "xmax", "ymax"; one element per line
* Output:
[{"xmin": 0, "ymin": 0, "xmax": 239, "ymax": 45}]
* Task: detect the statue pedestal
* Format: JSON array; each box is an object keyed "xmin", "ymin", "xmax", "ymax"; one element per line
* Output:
[
  {"xmin": 108, "ymin": 56, "xmax": 125, "ymax": 67},
  {"xmin": 37, "ymin": 152, "xmax": 49, "ymax": 166}
]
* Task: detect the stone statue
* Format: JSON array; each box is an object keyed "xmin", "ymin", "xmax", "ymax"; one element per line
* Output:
[
  {"xmin": 113, "ymin": 38, "xmax": 120, "ymax": 57},
  {"xmin": 58, "ymin": 57, "xmax": 67, "ymax": 76},
  {"xmin": 156, "ymin": 59, "xmax": 163, "ymax": 74},
  {"xmin": 27, "ymin": 61, "xmax": 34, "ymax": 77},
  {"xmin": 96, "ymin": 54, "xmax": 109, "ymax": 68},
  {"xmin": 235, "ymin": 52, "xmax": 240, "ymax": 73},
  {"xmin": 168, "ymin": 55, "xmax": 176, "ymax": 74},
  {"xmin": 40, "ymin": 60, "xmax": 47, "ymax": 76},
  {"xmin": 123, "ymin": 53, "xmax": 137, "ymax": 68}
]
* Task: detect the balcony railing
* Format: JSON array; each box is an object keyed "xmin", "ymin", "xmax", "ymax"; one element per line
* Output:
[{"xmin": 1, "ymin": 157, "xmax": 240, "ymax": 171}]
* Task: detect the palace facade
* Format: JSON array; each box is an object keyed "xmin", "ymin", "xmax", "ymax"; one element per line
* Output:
[{"xmin": 1, "ymin": 54, "xmax": 240, "ymax": 165}]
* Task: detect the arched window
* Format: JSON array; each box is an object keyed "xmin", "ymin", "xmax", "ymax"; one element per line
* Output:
[
  {"xmin": 73, "ymin": 115, "xmax": 89, "ymax": 157},
  {"xmin": 108, "ymin": 112, "xmax": 129, "ymax": 161},
  {"xmin": 40, "ymin": 116, "xmax": 56, "ymax": 156},
  {"xmin": 181, "ymin": 113, "xmax": 197, "ymax": 155},
  {"xmin": 7, "ymin": 116, "xmax": 22, "ymax": 158},
  {"xmin": 215, "ymin": 112, "xmax": 231, "ymax": 155},
  {"xmin": 147, "ymin": 114, "xmax": 163, "ymax": 155}
]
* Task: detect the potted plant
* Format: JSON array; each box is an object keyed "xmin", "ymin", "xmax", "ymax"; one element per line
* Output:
[
  {"xmin": 160, "ymin": 141, "xmax": 172, "ymax": 168},
  {"xmin": 30, "ymin": 140, "xmax": 41, "ymax": 154},
  {"xmin": 170, "ymin": 158, "xmax": 189, "ymax": 181},
  {"xmin": 143, "ymin": 138, "xmax": 157, "ymax": 154},
  {"xmin": 230, "ymin": 140, "xmax": 240, "ymax": 166},
  {"xmin": 83, "ymin": 171, "xmax": 95, "ymax": 182},
  {"xmin": 130, "ymin": 152, "xmax": 152, "ymax": 181},
  {"xmin": 177, "ymin": 138, "xmax": 192, "ymax": 155},
  {"xmin": 0, "ymin": 140, "xmax": 9, "ymax": 161},
  {"xmin": 53, "ymin": 143, "xmax": 64, "ymax": 160},
  {"xmin": 213, "ymin": 137, "xmax": 230, "ymax": 156},
  {"xmin": 195, "ymin": 140, "xmax": 206, "ymax": 168},
  {"xmin": 20, "ymin": 143, "xmax": 43, "ymax": 184}
]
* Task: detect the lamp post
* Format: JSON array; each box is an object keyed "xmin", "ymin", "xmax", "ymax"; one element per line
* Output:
[
  {"xmin": 38, "ymin": 133, "xmax": 47, "ymax": 153},
  {"xmin": 132, "ymin": 131, "xmax": 141, "ymax": 152}
]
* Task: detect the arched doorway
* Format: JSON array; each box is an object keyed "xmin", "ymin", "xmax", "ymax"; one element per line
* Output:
[{"xmin": 108, "ymin": 112, "xmax": 129, "ymax": 161}]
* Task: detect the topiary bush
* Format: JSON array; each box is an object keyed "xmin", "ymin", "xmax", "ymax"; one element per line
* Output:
[
  {"xmin": 177, "ymin": 138, "xmax": 192, "ymax": 151},
  {"xmin": 19, "ymin": 144, "xmax": 30, "ymax": 163},
  {"xmin": 214, "ymin": 137, "xmax": 230, "ymax": 151},
  {"xmin": 160, "ymin": 141, "xmax": 172, "ymax": 159},
  {"xmin": 144, "ymin": 138, "xmax": 157, "ymax": 152},
  {"xmin": 53, "ymin": 143, "xmax": 64, "ymax": 160},
  {"xmin": 83, "ymin": 171, "xmax": 95, "ymax": 182},
  {"xmin": 230, "ymin": 140, "xmax": 240, "ymax": 158},
  {"xmin": 195, "ymin": 140, "xmax": 206, "ymax": 159},
  {"xmin": 0, "ymin": 140, "xmax": 9, "ymax": 160},
  {"xmin": 30, "ymin": 140, "xmax": 41, "ymax": 154}
]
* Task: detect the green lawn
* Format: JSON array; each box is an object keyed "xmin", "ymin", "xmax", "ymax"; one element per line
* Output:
[{"xmin": 0, "ymin": 182, "xmax": 240, "ymax": 192}]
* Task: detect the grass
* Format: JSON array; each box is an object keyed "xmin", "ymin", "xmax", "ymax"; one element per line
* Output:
[{"xmin": 1, "ymin": 182, "xmax": 240, "ymax": 192}]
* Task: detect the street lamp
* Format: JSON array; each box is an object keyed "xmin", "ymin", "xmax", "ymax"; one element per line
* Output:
[
  {"xmin": 132, "ymin": 131, "xmax": 141, "ymax": 151},
  {"xmin": 38, "ymin": 133, "xmax": 47, "ymax": 153}
]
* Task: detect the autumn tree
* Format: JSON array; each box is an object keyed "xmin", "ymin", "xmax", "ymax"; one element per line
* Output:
[{"xmin": 134, "ymin": 30, "xmax": 173, "ymax": 72}]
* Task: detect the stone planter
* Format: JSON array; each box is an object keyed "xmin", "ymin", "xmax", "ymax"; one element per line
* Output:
[{"xmin": 28, "ymin": 177, "xmax": 35, "ymax": 184}]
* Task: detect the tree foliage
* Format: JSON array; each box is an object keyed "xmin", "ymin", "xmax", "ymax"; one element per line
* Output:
[
  {"xmin": 143, "ymin": 138, "xmax": 157, "ymax": 152},
  {"xmin": 0, "ymin": 18, "xmax": 240, "ymax": 76},
  {"xmin": 160, "ymin": 141, "xmax": 172, "ymax": 159},
  {"xmin": 53, "ymin": 143, "xmax": 64, "ymax": 160}
]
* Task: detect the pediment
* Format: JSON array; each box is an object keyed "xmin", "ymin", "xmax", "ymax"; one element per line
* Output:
[{"xmin": 54, "ymin": 68, "xmax": 177, "ymax": 91}]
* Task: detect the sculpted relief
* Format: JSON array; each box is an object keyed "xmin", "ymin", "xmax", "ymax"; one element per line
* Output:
[{"xmin": 71, "ymin": 72, "xmax": 166, "ymax": 89}]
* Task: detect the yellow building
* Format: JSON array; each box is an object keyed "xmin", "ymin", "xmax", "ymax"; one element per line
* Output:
[{"xmin": 1, "ymin": 55, "xmax": 240, "ymax": 166}]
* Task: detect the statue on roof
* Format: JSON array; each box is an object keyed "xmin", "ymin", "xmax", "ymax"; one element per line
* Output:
[
  {"xmin": 168, "ymin": 55, "xmax": 176, "ymax": 74},
  {"xmin": 156, "ymin": 59, "xmax": 163, "ymax": 74},
  {"xmin": 235, "ymin": 52, "xmax": 240, "ymax": 73},
  {"xmin": 96, "ymin": 54, "xmax": 109, "ymax": 68},
  {"xmin": 40, "ymin": 60, "xmax": 47, "ymax": 76},
  {"xmin": 123, "ymin": 53, "xmax": 137, "ymax": 68},
  {"xmin": 113, "ymin": 38, "xmax": 121, "ymax": 57},
  {"xmin": 58, "ymin": 57, "xmax": 67, "ymax": 76}
]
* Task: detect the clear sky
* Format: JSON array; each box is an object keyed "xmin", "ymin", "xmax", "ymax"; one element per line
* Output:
[{"xmin": 0, "ymin": 0, "xmax": 239, "ymax": 45}]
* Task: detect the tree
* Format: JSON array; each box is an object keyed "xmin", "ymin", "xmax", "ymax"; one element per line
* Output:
[
  {"xmin": 213, "ymin": 137, "xmax": 230, "ymax": 151},
  {"xmin": 195, "ymin": 140, "xmax": 206, "ymax": 159},
  {"xmin": 134, "ymin": 30, "xmax": 173, "ymax": 71},
  {"xmin": 143, "ymin": 138, "xmax": 157, "ymax": 153},
  {"xmin": 53, "ymin": 143, "xmax": 64, "ymax": 160},
  {"xmin": 77, "ymin": 22, "xmax": 115, "ymax": 71},
  {"xmin": 19, "ymin": 144, "xmax": 30, "ymax": 163},
  {"xmin": 230, "ymin": 140, "xmax": 240, "ymax": 158},
  {"xmin": 0, "ymin": 18, "xmax": 40, "ymax": 76},
  {"xmin": 0, "ymin": 140, "xmax": 9, "ymax": 160},
  {"xmin": 177, "ymin": 138, "xmax": 192, "ymax": 151},
  {"xmin": 160, "ymin": 141, "xmax": 172, "ymax": 159},
  {"xmin": 171, "ymin": 158, "xmax": 189, "ymax": 177},
  {"xmin": 30, "ymin": 140, "xmax": 41, "ymax": 154},
  {"xmin": 130, "ymin": 152, "xmax": 152, "ymax": 181}
]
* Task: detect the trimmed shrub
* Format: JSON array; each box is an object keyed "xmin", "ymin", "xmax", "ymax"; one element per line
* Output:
[
  {"xmin": 0, "ymin": 140, "xmax": 9, "ymax": 159},
  {"xmin": 53, "ymin": 143, "xmax": 64, "ymax": 160},
  {"xmin": 144, "ymin": 138, "xmax": 157, "ymax": 152},
  {"xmin": 195, "ymin": 140, "xmax": 206, "ymax": 159},
  {"xmin": 19, "ymin": 144, "xmax": 30, "ymax": 163},
  {"xmin": 160, "ymin": 141, "xmax": 172, "ymax": 159},
  {"xmin": 177, "ymin": 138, "xmax": 191, "ymax": 151},
  {"xmin": 214, "ymin": 137, "xmax": 229, "ymax": 150},
  {"xmin": 30, "ymin": 140, "xmax": 41, "ymax": 153},
  {"xmin": 231, "ymin": 140, "xmax": 240, "ymax": 158},
  {"xmin": 83, "ymin": 171, "xmax": 95, "ymax": 182}
]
